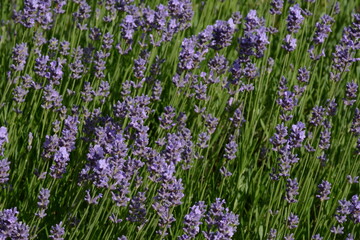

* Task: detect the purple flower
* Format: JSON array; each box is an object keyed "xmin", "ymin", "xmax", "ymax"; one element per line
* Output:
[
  {"xmin": 224, "ymin": 135, "xmax": 238, "ymax": 161},
  {"xmin": 297, "ymin": 67, "xmax": 310, "ymax": 83},
  {"xmin": 312, "ymin": 234, "xmax": 323, "ymax": 240},
  {"xmin": 179, "ymin": 201, "xmax": 207, "ymax": 239},
  {"xmin": 152, "ymin": 80, "xmax": 163, "ymax": 101},
  {"xmin": 282, "ymin": 35, "xmax": 297, "ymax": 52},
  {"xmin": 230, "ymin": 106, "xmax": 246, "ymax": 128},
  {"xmin": 84, "ymin": 189, "xmax": 103, "ymax": 205},
  {"xmin": 35, "ymin": 188, "xmax": 50, "ymax": 218},
  {"xmin": 153, "ymin": 177, "xmax": 184, "ymax": 237},
  {"xmin": 60, "ymin": 41, "xmax": 70, "ymax": 56},
  {"xmin": 289, "ymin": 122, "xmax": 306, "ymax": 148},
  {"xmin": 202, "ymin": 198, "xmax": 239, "ymax": 240},
  {"xmin": 50, "ymin": 147, "xmax": 70, "ymax": 179},
  {"xmin": 0, "ymin": 208, "xmax": 30, "ymax": 239},
  {"xmin": 11, "ymin": 43, "xmax": 29, "ymax": 71},
  {"xmin": 239, "ymin": 10, "xmax": 269, "ymax": 58},
  {"xmin": 270, "ymin": 123, "xmax": 288, "ymax": 152},
  {"xmin": 73, "ymin": 1, "xmax": 92, "ymax": 20},
  {"xmin": 270, "ymin": 0, "xmax": 283, "ymax": 15},
  {"xmin": 267, "ymin": 228, "xmax": 277, "ymax": 240},
  {"xmin": 126, "ymin": 191, "xmax": 147, "ymax": 224},
  {"xmin": 0, "ymin": 159, "xmax": 10, "ymax": 184},
  {"xmin": 168, "ymin": 0, "xmax": 193, "ymax": 26},
  {"xmin": 208, "ymin": 53, "xmax": 228, "ymax": 75},
  {"xmin": 313, "ymin": 14, "xmax": 334, "ymax": 44},
  {"xmin": 343, "ymin": 81, "xmax": 358, "ymax": 106},
  {"xmin": 49, "ymin": 221, "xmax": 65, "ymax": 240},
  {"xmin": 316, "ymin": 180, "xmax": 331, "ymax": 201},
  {"xmin": 284, "ymin": 233, "xmax": 294, "ymax": 240},
  {"xmin": 346, "ymin": 234, "xmax": 354, "ymax": 240},
  {"xmin": 309, "ymin": 106, "xmax": 326, "ymax": 126},
  {"xmin": 159, "ymin": 106, "xmax": 177, "ymax": 130},
  {"xmin": 287, "ymin": 213, "xmax": 299, "ymax": 229},
  {"xmin": 335, "ymin": 199, "xmax": 352, "ymax": 223},
  {"xmin": 197, "ymin": 132, "xmax": 210, "ymax": 149},
  {"xmin": 286, "ymin": 4, "xmax": 305, "ymax": 33},
  {"xmin": 209, "ymin": 19, "xmax": 236, "ymax": 50},
  {"xmin": 285, "ymin": 178, "xmax": 299, "ymax": 203},
  {"xmin": 41, "ymin": 84, "xmax": 63, "ymax": 110},
  {"xmin": 94, "ymin": 50, "xmax": 109, "ymax": 79},
  {"xmin": 203, "ymin": 114, "xmax": 219, "ymax": 134},
  {"xmin": 351, "ymin": 108, "xmax": 360, "ymax": 136},
  {"xmin": 330, "ymin": 225, "xmax": 344, "ymax": 235},
  {"xmin": 347, "ymin": 175, "xmax": 359, "ymax": 184}
]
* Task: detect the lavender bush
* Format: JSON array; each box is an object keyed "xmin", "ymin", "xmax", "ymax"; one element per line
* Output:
[{"xmin": 0, "ymin": 0, "xmax": 359, "ymax": 239}]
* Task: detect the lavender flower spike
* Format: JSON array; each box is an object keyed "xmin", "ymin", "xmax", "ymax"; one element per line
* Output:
[
  {"xmin": 179, "ymin": 201, "xmax": 207, "ymax": 239},
  {"xmin": 316, "ymin": 180, "xmax": 331, "ymax": 201},
  {"xmin": 49, "ymin": 221, "xmax": 65, "ymax": 240}
]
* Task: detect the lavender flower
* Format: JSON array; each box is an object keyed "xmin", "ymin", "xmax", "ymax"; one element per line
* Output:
[
  {"xmin": 224, "ymin": 135, "xmax": 238, "ymax": 161},
  {"xmin": 179, "ymin": 201, "xmax": 207, "ymax": 239},
  {"xmin": 319, "ymin": 128, "xmax": 331, "ymax": 150},
  {"xmin": 49, "ymin": 221, "xmax": 65, "ymax": 240},
  {"xmin": 168, "ymin": 0, "xmax": 193, "ymax": 27},
  {"xmin": 316, "ymin": 180, "xmax": 331, "ymax": 201},
  {"xmin": 152, "ymin": 80, "xmax": 163, "ymax": 101},
  {"xmin": 94, "ymin": 51, "xmax": 109, "ymax": 78},
  {"xmin": 84, "ymin": 189, "xmax": 103, "ymax": 205},
  {"xmin": 347, "ymin": 175, "xmax": 359, "ymax": 184},
  {"xmin": 297, "ymin": 67, "xmax": 310, "ymax": 83},
  {"xmin": 209, "ymin": 19, "xmax": 236, "ymax": 50},
  {"xmin": 239, "ymin": 10, "xmax": 269, "ymax": 58},
  {"xmin": 12, "ymin": 86, "xmax": 29, "ymax": 103},
  {"xmin": 197, "ymin": 132, "xmax": 210, "ymax": 149},
  {"xmin": 133, "ymin": 52, "xmax": 148, "ymax": 79},
  {"xmin": 35, "ymin": 188, "xmax": 50, "ymax": 218},
  {"xmin": 286, "ymin": 4, "xmax": 305, "ymax": 33},
  {"xmin": 73, "ymin": 1, "xmax": 92, "ymax": 20},
  {"xmin": 285, "ymin": 178, "xmax": 299, "ymax": 203},
  {"xmin": 127, "ymin": 191, "xmax": 147, "ymax": 224},
  {"xmin": 346, "ymin": 234, "xmax": 354, "ymax": 240},
  {"xmin": 0, "ymin": 208, "xmax": 30, "ymax": 239},
  {"xmin": 120, "ymin": 15, "xmax": 137, "ymax": 43},
  {"xmin": 282, "ymin": 35, "xmax": 297, "ymax": 52},
  {"xmin": 270, "ymin": 123, "xmax": 288, "ymax": 152},
  {"xmin": 312, "ymin": 234, "xmax": 323, "ymax": 240},
  {"xmin": 309, "ymin": 106, "xmax": 326, "ymax": 126},
  {"xmin": 287, "ymin": 213, "xmax": 299, "ymax": 229},
  {"xmin": 330, "ymin": 225, "xmax": 344, "ymax": 234},
  {"xmin": 60, "ymin": 41, "xmax": 70, "ymax": 56},
  {"xmin": 42, "ymin": 84, "xmax": 63, "ymax": 110},
  {"xmin": 203, "ymin": 114, "xmax": 219, "ymax": 134},
  {"xmin": 313, "ymin": 15, "xmax": 334, "ymax": 44},
  {"xmin": 208, "ymin": 53, "xmax": 228, "ymax": 75},
  {"xmin": 153, "ymin": 177, "xmax": 184, "ymax": 237},
  {"xmin": 159, "ymin": 106, "xmax": 177, "ymax": 130},
  {"xmin": 0, "ymin": 126, "xmax": 8, "ymax": 157},
  {"xmin": 343, "ymin": 81, "xmax": 358, "ymax": 106},
  {"xmin": 0, "ymin": 159, "xmax": 10, "ymax": 184},
  {"xmin": 11, "ymin": 43, "xmax": 29, "ymax": 71},
  {"xmin": 50, "ymin": 147, "xmax": 70, "ymax": 179},
  {"xmin": 335, "ymin": 199, "xmax": 352, "ymax": 223},
  {"xmin": 284, "ymin": 234, "xmax": 294, "ymax": 240},
  {"xmin": 270, "ymin": 0, "xmax": 283, "ymax": 15},
  {"xmin": 351, "ymin": 108, "xmax": 360, "ymax": 136},
  {"xmin": 288, "ymin": 122, "xmax": 306, "ymax": 148},
  {"xmin": 202, "ymin": 198, "xmax": 239, "ymax": 240},
  {"xmin": 230, "ymin": 106, "xmax": 246, "ymax": 128},
  {"xmin": 267, "ymin": 228, "xmax": 277, "ymax": 240}
]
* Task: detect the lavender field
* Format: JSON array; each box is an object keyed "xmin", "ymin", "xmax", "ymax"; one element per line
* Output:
[{"xmin": 0, "ymin": 0, "xmax": 359, "ymax": 239}]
